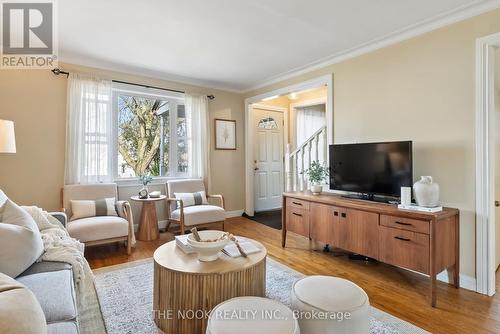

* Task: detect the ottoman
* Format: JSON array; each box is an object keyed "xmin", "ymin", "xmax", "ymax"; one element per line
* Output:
[
  {"xmin": 206, "ymin": 296, "xmax": 300, "ymax": 334},
  {"xmin": 291, "ymin": 275, "xmax": 370, "ymax": 334}
]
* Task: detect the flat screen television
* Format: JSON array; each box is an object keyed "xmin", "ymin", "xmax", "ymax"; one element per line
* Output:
[{"xmin": 329, "ymin": 141, "xmax": 413, "ymax": 199}]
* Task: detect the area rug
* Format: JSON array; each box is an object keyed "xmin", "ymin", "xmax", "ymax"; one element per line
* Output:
[{"xmin": 94, "ymin": 257, "xmax": 429, "ymax": 334}]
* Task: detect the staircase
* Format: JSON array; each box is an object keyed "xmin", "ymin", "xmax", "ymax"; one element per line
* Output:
[{"xmin": 285, "ymin": 126, "xmax": 327, "ymax": 191}]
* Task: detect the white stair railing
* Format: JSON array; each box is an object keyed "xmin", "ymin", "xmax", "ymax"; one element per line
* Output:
[{"xmin": 285, "ymin": 126, "xmax": 327, "ymax": 191}]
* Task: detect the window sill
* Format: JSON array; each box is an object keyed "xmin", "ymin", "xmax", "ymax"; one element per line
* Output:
[{"xmin": 114, "ymin": 176, "xmax": 196, "ymax": 187}]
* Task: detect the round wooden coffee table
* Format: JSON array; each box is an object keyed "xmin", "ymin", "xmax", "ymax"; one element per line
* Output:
[
  {"xmin": 153, "ymin": 239, "xmax": 267, "ymax": 334},
  {"xmin": 130, "ymin": 195, "xmax": 166, "ymax": 241}
]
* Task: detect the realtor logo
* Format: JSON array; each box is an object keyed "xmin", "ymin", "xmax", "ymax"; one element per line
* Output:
[{"xmin": 1, "ymin": 0, "xmax": 57, "ymax": 69}]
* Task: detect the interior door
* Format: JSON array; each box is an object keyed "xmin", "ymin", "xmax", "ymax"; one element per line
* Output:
[{"xmin": 253, "ymin": 108, "xmax": 284, "ymax": 212}]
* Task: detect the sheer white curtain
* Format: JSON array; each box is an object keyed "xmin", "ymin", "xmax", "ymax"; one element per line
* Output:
[
  {"xmin": 65, "ymin": 73, "xmax": 114, "ymax": 184},
  {"xmin": 185, "ymin": 94, "xmax": 211, "ymax": 191},
  {"xmin": 296, "ymin": 104, "xmax": 326, "ymax": 148}
]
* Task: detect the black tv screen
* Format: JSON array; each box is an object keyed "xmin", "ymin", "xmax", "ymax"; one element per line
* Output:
[{"xmin": 329, "ymin": 141, "xmax": 413, "ymax": 198}]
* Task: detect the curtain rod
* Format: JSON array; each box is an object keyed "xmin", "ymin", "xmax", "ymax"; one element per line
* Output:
[{"xmin": 51, "ymin": 68, "xmax": 215, "ymax": 100}]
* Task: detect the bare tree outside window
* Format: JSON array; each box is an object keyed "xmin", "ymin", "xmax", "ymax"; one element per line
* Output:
[
  {"xmin": 117, "ymin": 95, "xmax": 168, "ymax": 176},
  {"xmin": 116, "ymin": 91, "xmax": 187, "ymax": 178}
]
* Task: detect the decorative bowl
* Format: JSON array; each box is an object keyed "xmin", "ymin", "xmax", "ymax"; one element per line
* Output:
[{"xmin": 187, "ymin": 230, "xmax": 230, "ymax": 262}]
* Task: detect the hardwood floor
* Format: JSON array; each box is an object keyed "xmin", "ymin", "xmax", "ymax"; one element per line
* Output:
[{"xmin": 86, "ymin": 217, "xmax": 500, "ymax": 334}]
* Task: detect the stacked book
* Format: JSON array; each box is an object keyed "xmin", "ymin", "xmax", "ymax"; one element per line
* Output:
[
  {"xmin": 175, "ymin": 235, "xmax": 260, "ymax": 257},
  {"xmin": 397, "ymin": 204, "xmax": 443, "ymax": 213},
  {"xmin": 222, "ymin": 240, "xmax": 260, "ymax": 258},
  {"xmin": 175, "ymin": 234, "xmax": 194, "ymax": 254}
]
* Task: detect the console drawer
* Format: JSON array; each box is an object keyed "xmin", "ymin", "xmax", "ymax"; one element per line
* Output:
[
  {"xmin": 380, "ymin": 214, "xmax": 429, "ymax": 234},
  {"xmin": 379, "ymin": 226, "xmax": 429, "ymax": 274},
  {"xmin": 286, "ymin": 208, "xmax": 310, "ymax": 237},
  {"xmin": 286, "ymin": 197, "xmax": 310, "ymax": 211}
]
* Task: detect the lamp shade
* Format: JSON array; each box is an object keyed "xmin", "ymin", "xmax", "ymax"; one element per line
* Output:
[{"xmin": 0, "ymin": 120, "xmax": 16, "ymax": 153}]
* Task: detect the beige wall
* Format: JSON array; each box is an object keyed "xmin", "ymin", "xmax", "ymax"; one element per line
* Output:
[
  {"xmin": 245, "ymin": 9, "xmax": 500, "ymax": 278},
  {"xmin": 0, "ymin": 63, "xmax": 245, "ymax": 220}
]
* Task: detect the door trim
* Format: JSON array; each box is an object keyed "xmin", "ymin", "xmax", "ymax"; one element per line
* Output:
[
  {"xmin": 244, "ymin": 75, "xmax": 333, "ymax": 216},
  {"xmin": 251, "ymin": 105, "xmax": 287, "ymax": 212},
  {"xmin": 475, "ymin": 31, "xmax": 500, "ymax": 296}
]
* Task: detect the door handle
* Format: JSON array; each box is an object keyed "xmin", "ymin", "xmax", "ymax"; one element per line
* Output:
[
  {"xmin": 496, "ymin": 201, "xmax": 500, "ymax": 207},
  {"xmin": 292, "ymin": 212, "xmax": 303, "ymax": 217},
  {"xmin": 254, "ymin": 167, "xmax": 259, "ymax": 171},
  {"xmin": 394, "ymin": 236, "xmax": 411, "ymax": 242},
  {"xmin": 341, "ymin": 212, "xmax": 347, "ymax": 218}
]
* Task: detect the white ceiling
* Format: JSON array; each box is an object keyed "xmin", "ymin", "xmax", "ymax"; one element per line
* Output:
[{"xmin": 59, "ymin": 0, "xmax": 500, "ymax": 92}]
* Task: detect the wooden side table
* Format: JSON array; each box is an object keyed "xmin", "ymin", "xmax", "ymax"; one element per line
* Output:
[
  {"xmin": 130, "ymin": 195, "xmax": 166, "ymax": 241},
  {"xmin": 153, "ymin": 240, "xmax": 267, "ymax": 334}
]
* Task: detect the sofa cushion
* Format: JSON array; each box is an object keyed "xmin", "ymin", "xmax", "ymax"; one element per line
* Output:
[
  {"xmin": 0, "ymin": 272, "xmax": 47, "ymax": 334},
  {"xmin": 47, "ymin": 321, "xmax": 79, "ymax": 334},
  {"xmin": 19, "ymin": 261, "xmax": 72, "ymax": 277},
  {"xmin": 0, "ymin": 199, "xmax": 44, "ymax": 277},
  {"xmin": 67, "ymin": 216, "xmax": 128, "ymax": 242},
  {"xmin": 17, "ymin": 269, "xmax": 77, "ymax": 324},
  {"xmin": 171, "ymin": 205, "xmax": 225, "ymax": 226}
]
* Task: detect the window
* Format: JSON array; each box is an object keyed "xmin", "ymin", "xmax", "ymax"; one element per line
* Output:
[
  {"xmin": 113, "ymin": 85, "xmax": 188, "ymax": 178},
  {"xmin": 257, "ymin": 117, "xmax": 278, "ymax": 129}
]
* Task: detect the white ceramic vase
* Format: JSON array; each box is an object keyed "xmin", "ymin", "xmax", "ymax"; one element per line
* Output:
[
  {"xmin": 311, "ymin": 184, "xmax": 322, "ymax": 195},
  {"xmin": 413, "ymin": 176, "xmax": 440, "ymax": 207}
]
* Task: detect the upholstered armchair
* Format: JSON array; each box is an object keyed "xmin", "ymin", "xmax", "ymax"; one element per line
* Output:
[
  {"xmin": 165, "ymin": 179, "xmax": 226, "ymax": 234},
  {"xmin": 61, "ymin": 183, "xmax": 135, "ymax": 254}
]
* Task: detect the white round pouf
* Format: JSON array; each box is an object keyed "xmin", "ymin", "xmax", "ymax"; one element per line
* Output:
[
  {"xmin": 206, "ymin": 296, "xmax": 300, "ymax": 334},
  {"xmin": 291, "ymin": 276, "xmax": 370, "ymax": 334}
]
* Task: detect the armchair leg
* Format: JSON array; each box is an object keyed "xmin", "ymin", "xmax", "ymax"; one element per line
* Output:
[
  {"xmin": 165, "ymin": 220, "xmax": 172, "ymax": 232},
  {"xmin": 127, "ymin": 235, "xmax": 131, "ymax": 255}
]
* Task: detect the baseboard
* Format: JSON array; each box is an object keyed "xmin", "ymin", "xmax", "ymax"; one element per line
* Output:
[
  {"xmin": 437, "ymin": 270, "xmax": 476, "ymax": 292},
  {"xmin": 133, "ymin": 220, "xmax": 168, "ymax": 232},
  {"xmin": 133, "ymin": 213, "xmax": 242, "ymax": 232},
  {"xmin": 226, "ymin": 210, "xmax": 244, "ymax": 218}
]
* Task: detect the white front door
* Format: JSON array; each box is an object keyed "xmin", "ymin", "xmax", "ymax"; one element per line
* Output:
[{"xmin": 253, "ymin": 108, "xmax": 284, "ymax": 212}]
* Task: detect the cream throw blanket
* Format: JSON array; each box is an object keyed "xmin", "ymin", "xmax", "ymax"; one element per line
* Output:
[
  {"xmin": 22, "ymin": 206, "xmax": 107, "ymax": 334},
  {"xmin": 22, "ymin": 206, "xmax": 87, "ymax": 284}
]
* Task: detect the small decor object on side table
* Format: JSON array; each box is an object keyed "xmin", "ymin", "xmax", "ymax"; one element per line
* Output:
[
  {"xmin": 413, "ymin": 176, "xmax": 440, "ymax": 207},
  {"xmin": 304, "ymin": 160, "xmax": 329, "ymax": 195},
  {"xmin": 138, "ymin": 175, "xmax": 153, "ymax": 199}
]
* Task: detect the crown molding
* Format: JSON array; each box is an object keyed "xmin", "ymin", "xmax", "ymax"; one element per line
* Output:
[
  {"xmin": 58, "ymin": 53, "xmax": 244, "ymax": 94},
  {"xmin": 243, "ymin": 0, "xmax": 500, "ymax": 93}
]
